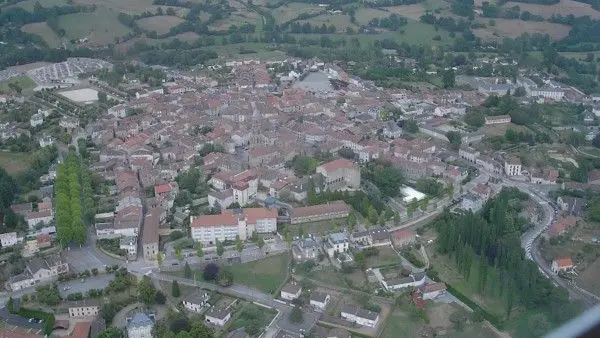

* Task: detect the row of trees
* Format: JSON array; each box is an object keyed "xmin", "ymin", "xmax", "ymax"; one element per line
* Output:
[
  {"xmin": 55, "ymin": 153, "xmax": 88, "ymax": 245},
  {"xmin": 432, "ymin": 188, "xmax": 583, "ymax": 330}
]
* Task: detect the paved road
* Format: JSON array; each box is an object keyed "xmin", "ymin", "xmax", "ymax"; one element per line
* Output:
[{"xmin": 149, "ymin": 272, "xmax": 318, "ymax": 334}]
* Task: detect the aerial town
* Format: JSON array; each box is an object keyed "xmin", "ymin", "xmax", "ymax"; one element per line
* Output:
[{"xmin": 0, "ymin": 30, "xmax": 600, "ymax": 338}]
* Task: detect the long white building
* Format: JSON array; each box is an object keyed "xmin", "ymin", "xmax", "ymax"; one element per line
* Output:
[{"xmin": 190, "ymin": 207, "xmax": 277, "ymax": 244}]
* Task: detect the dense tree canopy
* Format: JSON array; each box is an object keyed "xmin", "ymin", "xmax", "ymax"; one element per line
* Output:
[{"xmin": 433, "ymin": 188, "xmax": 583, "ymax": 331}]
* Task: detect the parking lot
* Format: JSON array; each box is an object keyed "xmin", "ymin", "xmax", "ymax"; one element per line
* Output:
[
  {"xmin": 64, "ymin": 245, "xmax": 110, "ymax": 272},
  {"xmin": 0, "ymin": 306, "xmax": 43, "ymax": 332},
  {"xmin": 58, "ymin": 274, "xmax": 114, "ymax": 297}
]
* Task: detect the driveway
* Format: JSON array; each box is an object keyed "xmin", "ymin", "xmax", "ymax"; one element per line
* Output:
[{"xmin": 58, "ymin": 274, "xmax": 115, "ymax": 297}]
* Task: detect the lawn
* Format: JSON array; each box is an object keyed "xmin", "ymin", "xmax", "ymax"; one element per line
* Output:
[
  {"xmin": 0, "ymin": 151, "xmax": 33, "ymax": 174},
  {"xmin": 21, "ymin": 22, "xmax": 62, "ymax": 48},
  {"xmin": 0, "ymin": 75, "xmax": 36, "ymax": 93},
  {"xmin": 227, "ymin": 253, "xmax": 290, "ymax": 294},
  {"xmin": 364, "ymin": 246, "xmax": 402, "ymax": 268},
  {"xmin": 58, "ymin": 7, "xmax": 131, "ymax": 46},
  {"xmin": 380, "ymin": 308, "xmax": 421, "ymax": 338}
]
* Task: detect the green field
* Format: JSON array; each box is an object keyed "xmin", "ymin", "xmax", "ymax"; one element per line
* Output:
[
  {"xmin": 58, "ymin": 7, "xmax": 131, "ymax": 45},
  {"xmin": 365, "ymin": 246, "xmax": 402, "ymax": 268},
  {"xmin": 426, "ymin": 247, "xmax": 507, "ymax": 318},
  {"xmin": 21, "ymin": 22, "xmax": 62, "ymax": 48},
  {"xmin": 227, "ymin": 253, "xmax": 290, "ymax": 294},
  {"xmin": 299, "ymin": 13, "xmax": 353, "ymax": 31},
  {"xmin": 229, "ymin": 303, "xmax": 277, "ymax": 336},
  {"xmin": 0, "ymin": 75, "xmax": 36, "ymax": 94},
  {"xmin": 271, "ymin": 2, "xmax": 325, "ymax": 24},
  {"xmin": 380, "ymin": 308, "xmax": 421, "ymax": 338},
  {"xmin": 0, "ymin": 151, "xmax": 33, "ymax": 174},
  {"xmin": 354, "ymin": 8, "xmax": 390, "ymax": 26}
]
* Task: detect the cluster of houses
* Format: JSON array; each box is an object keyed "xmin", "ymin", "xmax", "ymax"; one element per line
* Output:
[{"xmin": 459, "ymin": 146, "xmax": 559, "ymax": 185}]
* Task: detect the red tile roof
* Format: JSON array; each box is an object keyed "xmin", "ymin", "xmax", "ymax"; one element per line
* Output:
[
  {"xmin": 423, "ymin": 282, "xmax": 447, "ymax": 293},
  {"xmin": 548, "ymin": 216, "xmax": 579, "ymax": 236},
  {"xmin": 154, "ymin": 183, "xmax": 172, "ymax": 194},
  {"xmin": 318, "ymin": 159, "xmax": 355, "ymax": 172},
  {"xmin": 290, "ymin": 201, "xmax": 349, "ymax": 219},
  {"xmin": 69, "ymin": 321, "xmax": 91, "ymax": 338},
  {"xmin": 554, "ymin": 257, "xmax": 574, "ymax": 268},
  {"xmin": 242, "ymin": 208, "xmax": 277, "ymax": 224},
  {"xmin": 191, "ymin": 213, "xmax": 238, "ymax": 228},
  {"xmin": 392, "ymin": 230, "xmax": 416, "ymax": 241}
]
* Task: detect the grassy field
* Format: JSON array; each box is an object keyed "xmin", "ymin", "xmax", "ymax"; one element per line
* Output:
[
  {"xmin": 229, "ymin": 303, "xmax": 277, "ymax": 335},
  {"xmin": 209, "ymin": 11, "xmax": 261, "ymax": 31},
  {"xmin": 21, "ymin": 22, "xmax": 61, "ymax": 48},
  {"xmin": 136, "ymin": 15, "xmax": 184, "ymax": 35},
  {"xmin": 502, "ymin": 0, "xmax": 600, "ymax": 19},
  {"xmin": 380, "ymin": 307, "xmax": 424, "ymax": 338},
  {"xmin": 354, "ymin": 8, "xmax": 389, "ymax": 26},
  {"xmin": 8, "ymin": 0, "xmax": 65, "ymax": 10},
  {"xmin": 299, "ymin": 13, "xmax": 353, "ymax": 32},
  {"xmin": 227, "ymin": 253, "xmax": 289, "ymax": 294},
  {"xmin": 387, "ymin": 4, "xmax": 430, "ymax": 21},
  {"xmin": 0, "ymin": 75, "xmax": 36, "ymax": 94},
  {"xmin": 578, "ymin": 257, "xmax": 600, "ymax": 297},
  {"xmin": 58, "ymin": 7, "xmax": 131, "ymax": 45},
  {"xmin": 0, "ymin": 151, "xmax": 33, "ymax": 174},
  {"xmin": 473, "ymin": 19, "xmax": 570, "ymax": 40},
  {"xmin": 271, "ymin": 2, "xmax": 324, "ymax": 24},
  {"xmin": 426, "ymin": 247, "xmax": 507, "ymax": 318},
  {"xmin": 357, "ymin": 20, "xmax": 452, "ymax": 45},
  {"xmin": 365, "ymin": 246, "xmax": 402, "ymax": 268}
]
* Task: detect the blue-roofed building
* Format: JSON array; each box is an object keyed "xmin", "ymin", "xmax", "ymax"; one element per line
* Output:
[{"xmin": 127, "ymin": 312, "xmax": 154, "ymax": 338}]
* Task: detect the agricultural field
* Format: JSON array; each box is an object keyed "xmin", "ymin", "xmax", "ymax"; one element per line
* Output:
[
  {"xmin": 7, "ymin": 0, "xmax": 65, "ymax": 10},
  {"xmin": 21, "ymin": 22, "xmax": 61, "ymax": 48},
  {"xmin": 271, "ymin": 2, "xmax": 324, "ymax": 24},
  {"xmin": 209, "ymin": 11, "xmax": 261, "ymax": 31},
  {"xmin": 353, "ymin": 21, "xmax": 452, "ymax": 45},
  {"xmin": 298, "ymin": 13, "xmax": 353, "ymax": 32},
  {"xmin": 501, "ymin": 0, "xmax": 600, "ymax": 20},
  {"xmin": 387, "ymin": 4, "xmax": 431, "ymax": 21},
  {"xmin": 0, "ymin": 151, "xmax": 33, "ymax": 174},
  {"xmin": 136, "ymin": 15, "xmax": 185, "ymax": 35},
  {"xmin": 473, "ymin": 19, "xmax": 570, "ymax": 40},
  {"xmin": 75, "ymin": 0, "xmax": 189, "ymax": 16},
  {"xmin": 58, "ymin": 7, "xmax": 132, "ymax": 46},
  {"xmin": 0, "ymin": 75, "xmax": 36, "ymax": 93},
  {"xmin": 353, "ymin": 8, "xmax": 389, "ymax": 26}
]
